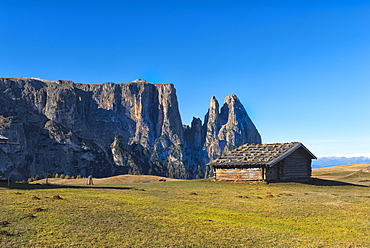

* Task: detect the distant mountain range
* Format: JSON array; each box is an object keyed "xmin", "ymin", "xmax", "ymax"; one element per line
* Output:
[{"xmin": 312, "ymin": 156, "xmax": 370, "ymax": 169}]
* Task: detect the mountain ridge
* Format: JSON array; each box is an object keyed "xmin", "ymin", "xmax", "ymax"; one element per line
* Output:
[{"xmin": 0, "ymin": 77, "xmax": 261, "ymax": 180}]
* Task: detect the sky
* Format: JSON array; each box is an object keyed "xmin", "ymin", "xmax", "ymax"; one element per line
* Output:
[{"xmin": 1, "ymin": 0, "xmax": 369, "ymax": 157}]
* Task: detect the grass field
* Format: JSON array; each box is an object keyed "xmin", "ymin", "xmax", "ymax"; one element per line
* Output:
[
  {"xmin": 1, "ymin": 169, "xmax": 370, "ymax": 247},
  {"xmin": 312, "ymin": 163, "xmax": 370, "ymax": 186},
  {"xmin": 30, "ymin": 175, "xmax": 183, "ymax": 185}
]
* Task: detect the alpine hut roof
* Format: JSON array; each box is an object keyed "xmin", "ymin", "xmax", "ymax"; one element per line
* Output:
[{"xmin": 207, "ymin": 142, "xmax": 316, "ymax": 168}]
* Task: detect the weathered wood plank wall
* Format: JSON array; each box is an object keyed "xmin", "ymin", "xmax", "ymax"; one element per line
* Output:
[
  {"xmin": 265, "ymin": 165, "xmax": 279, "ymax": 180},
  {"xmin": 280, "ymin": 148, "xmax": 311, "ymax": 179},
  {"xmin": 215, "ymin": 168, "xmax": 263, "ymax": 180}
]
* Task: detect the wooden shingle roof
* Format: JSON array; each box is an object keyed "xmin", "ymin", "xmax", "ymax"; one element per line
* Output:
[{"xmin": 207, "ymin": 142, "xmax": 316, "ymax": 168}]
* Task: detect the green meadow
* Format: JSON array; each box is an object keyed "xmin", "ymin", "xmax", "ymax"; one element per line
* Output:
[{"xmin": 1, "ymin": 178, "xmax": 370, "ymax": 247}]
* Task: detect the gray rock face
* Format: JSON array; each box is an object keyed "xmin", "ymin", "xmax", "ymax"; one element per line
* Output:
[
  {"xmin": 0, "ymin": 78, "xmax": 261, "ymax": 180},
  {"xmin": 203, "ymin": 94, "xmax": 262, "ymax": 160}
]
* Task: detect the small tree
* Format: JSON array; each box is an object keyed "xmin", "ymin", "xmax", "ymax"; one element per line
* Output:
[
  {"xmin": 59, "ymin": 174, "xmax": 65, "ymax": 179},
  {"xmin": 54, "ymin": 173, "xmax": 59, "ymax": 178},
  {"xmin": 76, "ymin": 175, "xmax": 82, "ymax": 179},
  {"xmin": 65, "ymin": 175, "xmax": 70, "ymax": 179},
  {"xmin": 34, "ymin": 174, "xmax": 40, "ymax": 181},
  {"xmin": 28, "ymin": 177, "xmax": 35, "ymax": 183}
]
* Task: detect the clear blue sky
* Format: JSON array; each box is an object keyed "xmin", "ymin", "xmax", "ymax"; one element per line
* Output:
[{"xmin": 1, "ymin": 0, "xmax": 369, "ymax": 157}]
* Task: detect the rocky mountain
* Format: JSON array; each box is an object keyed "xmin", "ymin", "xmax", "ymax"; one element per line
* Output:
[{"xmin": 0, "ymin": 78, "xmax": 261, "ymax": 180}]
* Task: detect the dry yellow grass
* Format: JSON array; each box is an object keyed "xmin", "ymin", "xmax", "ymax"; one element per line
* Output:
[
  {"xmin": 312, "ymin": 163, "xmax": 370, "ymax": 185},
  {"xmin": 313, "ymin": 163, "xmax": 370, "ymax": 179},
  {"xmin": 31, "ymin": 175, "xmax": 183, "ymax": 185}
]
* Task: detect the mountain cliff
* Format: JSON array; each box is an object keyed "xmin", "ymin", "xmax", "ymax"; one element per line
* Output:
[{"xmin": 0, "ymin": 78, "xmax": 261, "ymax": 180}]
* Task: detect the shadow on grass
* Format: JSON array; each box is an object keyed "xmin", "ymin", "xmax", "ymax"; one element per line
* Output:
[
  {"xmin": 269, "ymin": 177, "xmax": 368, "ymax": 187},
  {"xmin": 0, "ymin": 182, "xmax": 133, "ymax": 190}
]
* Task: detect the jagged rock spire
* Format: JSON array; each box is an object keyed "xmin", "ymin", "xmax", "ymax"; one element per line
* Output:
[{"xmin": 203, "ymin": 94, "xmax": 261, "ymax": 160}]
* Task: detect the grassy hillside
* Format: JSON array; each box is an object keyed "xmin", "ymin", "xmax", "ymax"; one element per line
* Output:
[
  {"xmin": 1, "ymin": 178, "xmax": 370, "ymax": 247},
  {"xmin": 313, "ymin": 163, "xmax": 370, "ymax": 186},
  {"xmin": 31, "ymin": 175, "xmax": 182, "ymax": 185}
]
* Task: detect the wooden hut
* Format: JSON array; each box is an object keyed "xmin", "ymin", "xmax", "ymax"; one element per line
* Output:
[{"xmin": 207, "ymin": 142, "xmax": 316, "ymax": 181}]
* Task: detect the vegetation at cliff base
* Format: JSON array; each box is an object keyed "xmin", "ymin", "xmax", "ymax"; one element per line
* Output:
[{"xmin": 1, "ymin": 178, "xmax": 370, "ymax": 247}]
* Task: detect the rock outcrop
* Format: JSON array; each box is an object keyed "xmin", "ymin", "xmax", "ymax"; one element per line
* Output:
[
  {"xmin": 0, "ymin": 78, "xmax": 261, "ymax": 180},
  {"xmin": 203, "ymin": 94, "xmax": 261, "ymax": 159}
]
